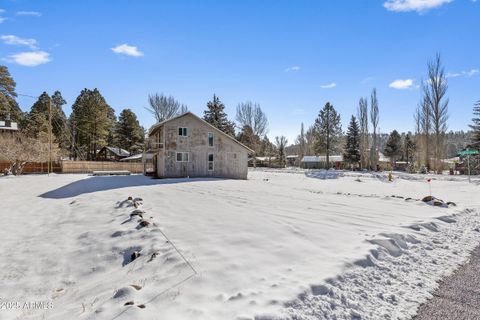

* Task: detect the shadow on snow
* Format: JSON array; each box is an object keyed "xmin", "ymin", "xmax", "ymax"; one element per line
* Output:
[{"xmin": 39, "ymin": 175, "xmax": 224, "ymax": 199}]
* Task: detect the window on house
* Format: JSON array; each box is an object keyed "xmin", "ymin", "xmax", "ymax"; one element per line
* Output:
[
  {"xmin": 176, "ymin": 152, "xmax": 189, "ymax": 162},
  {"xmin": 208, "ymin": 132, "xmax": 214, "ymax": 147},
  {"xmin": 178, "ymin": 127, "xmax": 188, "ymax": 136},
  {"xmin": 208, "ymin": 153, "xmax": 214, "ymax": 170}
]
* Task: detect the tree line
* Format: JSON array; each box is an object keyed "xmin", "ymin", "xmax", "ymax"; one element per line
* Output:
[
  {"xmin": 0, "ymin": 65, "xmax": 145, "ymax": 162},
  {"xmin": 2, "ymin": 51, "xmax": 480, "ymax": 173},
  {"xmin": 291, "ymin": 53, "xmax": 480, "ymax": 173}
]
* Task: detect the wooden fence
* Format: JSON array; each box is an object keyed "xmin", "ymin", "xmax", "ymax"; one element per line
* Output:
[
  {"xmin": 0, "ymin": 161, "xmax": 144, "ymax": 174},
  {"xmin": 0, "ymin": 161, "xmax": 62, "ymax": 173},
  {"xmin": 61, "ymin": 161, "xmax": 144, "ymax": 174}
]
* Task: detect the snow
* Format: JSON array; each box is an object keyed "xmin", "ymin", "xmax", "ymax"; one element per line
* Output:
[{"xmin": 0, "ymin": 170, "xmax": 479, "ymax": 320}]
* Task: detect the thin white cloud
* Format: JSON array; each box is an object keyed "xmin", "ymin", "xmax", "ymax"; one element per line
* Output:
[
  {"xmin": 0, "ymin": 9, "xmax": 5, "ymax": 13},
  {"xmin": 1, "ymin": 35, "xmax": 37, "ymax": 49},
  {"xmin": 446, "ymin": 69, "xmax": 479, "ymax": 78},
  {"xmin": 111, "ymin": 43, "xmax": 143, "ymax": 57},
  {"xmin": 389, "ymin": 79, "xmax": 415, "ymax": 89},
  {"xmin": 383, "ymin": 0, "xmax": 453, "ymax": 13},
  {"xmin": 3, "ymin": 51, "xmax": 51, "ymax": 66},
  {"xmin": 285, "ymin": 66, "xmax": 300, "ymax": 72},
  {"xmin": 0, "ymin": 17, "xmax": 5, "ymax": 24},
  {"xmin": 16, "ymin": 11, "xmax": 42, "ymax": 17},
  {"xmin": 320, "ymin": 82, "xmax": 336, "ymax": 89}
]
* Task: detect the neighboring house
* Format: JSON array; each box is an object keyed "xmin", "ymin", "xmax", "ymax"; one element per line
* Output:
[
  {"xmin": 248, "ymin": 156, "xmax": 277, "ymax": 167},
  {"xmin": 96, "ymin": 146, "xmax": 130, "ymax": 161},
  {"xmin": 286, "ymin": 155, "xmax": 299, "ymax": 167},
  {"xmin": 0, "ymin": 116, "xmax": 18, "ymax": 134},
  {"xmin": 146, "ymin": 112, "xmax": 253, "ymax": 179},
  {"xmin": 377, "ymin": 152, "xmax": 392, "ymax": 171},
  {"xmin": 301, "ymin": 155, "xmax": 344, "ymax": 169},
  {"xmin": 120, "ymin": 153, "xmax": 155, "ymax": 174}
]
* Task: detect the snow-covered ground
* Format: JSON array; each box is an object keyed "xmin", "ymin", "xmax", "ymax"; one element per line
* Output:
[{"xmin": 1, "ymin": 169, "xmax": 479, "ymax": 320}]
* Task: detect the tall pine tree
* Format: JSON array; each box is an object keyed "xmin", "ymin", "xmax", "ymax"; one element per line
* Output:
[
  {"xmin": 343, "ymin": 115, "xmax": 360, "ymax": 166},
  {"xmin": 314, "ymin": 102, "xmax": 342, "ymax": 168},
  {"xmin": 70, "ymin": 88, "xmax": 115, "ymax": 160},
  {"xmin": 0, "ymin": 65, "xmax": 23, "ymax": 122},
  {"xmin": 116, "ymin": 108, "xmax": 145, "ymax": 155},
  {"xmin": 470, "ymin": 101, "xmax": 480, "ymax": 144},
  {"xmin": 384, "ymin": 130, "xmax": 402, "ymax": 166},
  {"xmin": 203, "ymin": 94, "xmax": 235, "ymax": 136}
]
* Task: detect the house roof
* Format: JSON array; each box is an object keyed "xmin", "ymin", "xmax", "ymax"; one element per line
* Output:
[
  {"xmin": 120, "ymin": 153, "xmax": 154, "ymax": 161},
  {"xmin": 248, "ymin": 156, "xmax": 276, "ymax": 161},
  {"xmin": 148, "ymin": 112, "xmax": 254, "ymax": 153},
  {"xmin": 302, "ymin": 155, "xmax": 343, "ymax": 162},
  {"xmin": 102, "ymin": 146, "xmax": 130, "ymax": 157}
]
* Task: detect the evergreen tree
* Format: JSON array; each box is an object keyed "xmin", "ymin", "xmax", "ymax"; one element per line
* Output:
[
  {"xmin": 203, "ymin": 94, "xmax": 235, "ymax": 136},
  {"xmin": 275, "ymin": 136, "xmax": 288, "ymax": 166},
  {"xmin": 343, "ymin": 115, "xmax": 360, "ymax": 166},
  {"xmin": 0, "ymin": 65, "xmax": 23, "ymax": 122},
  {"xmin": 237, "ymin": 124, "xmax": 260, "ymax": 151},
  {"xmin": 106, "ymin": 106, "xmax": 118, "ymax": 147},
  {"xmin": 116, "ymin": 108, "xmax": 145, "ymax": 155},
  {"xmin": 23, "ymin": 92, "xmax": 51, "ymax": 140},
  {"xmin": 313, "ymin": 102, "xmax": 342, "ymax": 168},
  {"xmin": 470, "ymin": 101, "xmax": 480, "ymax": 144},
  {"xmin": 50, "ymin": 91, "xmax": 69, "ymax": 150},
  {"xmin": 70, "ymin": 88, "xmax": 115, "ymax": 160},
  {"xmin": 258, "ymin": 135, "xmax": 276, "ymax": 158},
  {"xmin": 23, "ymin": 91, "xmax": 69, "ymax": 150},
  {"xmin": 384, "ymin": 130, "xmax": 402, "ymax": 166}
]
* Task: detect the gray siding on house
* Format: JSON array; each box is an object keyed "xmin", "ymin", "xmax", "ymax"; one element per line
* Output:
[{"xmin": 154, "ymin": 114, "xmax": 250, "ymax": 179}]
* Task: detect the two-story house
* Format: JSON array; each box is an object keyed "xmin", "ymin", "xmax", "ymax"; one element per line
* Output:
[{"xmin": 146, "ymin": 112, "xmax": 253, "ymax": 179}]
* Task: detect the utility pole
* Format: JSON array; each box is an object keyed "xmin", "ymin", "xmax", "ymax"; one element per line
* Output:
[{"xmin": 48, "ymin": 97, "xmax": 52, "ymax": 175}]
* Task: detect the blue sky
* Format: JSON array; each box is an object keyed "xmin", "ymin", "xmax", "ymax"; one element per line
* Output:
[{"xmin": 1, "ymin": 0, "xmax": 479, "ymax": 143}]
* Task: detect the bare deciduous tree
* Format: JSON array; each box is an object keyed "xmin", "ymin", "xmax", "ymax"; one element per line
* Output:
[
  {"xmin": 413, "ymin": 104, "xmax": 423, "ymax": 168},
  {"xmin": 236, "ymin": 101, "xmax": 268, "ymax": 139},
  {"xmin": 0, "ymin": 133, "xmax": 59, "ymax": 175},
  {"xmin": 147, "ymin": 93, "xmax": 188, "ymax": 123},
  {"xmin": 357, "ymin": 97, "xmax": 369, "ymax": 169},
  {"xmin": 295, "ymin": 122, "xmax": 306, "ymax": 165},
  {"xmin": 236, "ymin": 101, "xmax": 268, "ymax": 166},
  {"xmin": 419, "ymin": 94, "xmax": 432, "ymax": 169},
  {"xmin": 424, "ymin": 53, "xmax": 449, "ymax": 173},
  {"xmin": 369, "ymin": 89, "xmax": 379, "ymax": 170}
]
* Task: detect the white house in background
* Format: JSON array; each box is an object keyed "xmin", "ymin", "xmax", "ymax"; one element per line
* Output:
[
  {"xmin": 0, "ymin": 116, "xmax": 18, "ymax": 133},
  {"xmin": 146, "ymin": 112, "xmax": 254, "ymax": 179}
]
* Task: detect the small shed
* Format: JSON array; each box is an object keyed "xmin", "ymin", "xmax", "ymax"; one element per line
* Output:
[
  {"xmin": 248, "ymin": 156, "xmax": 277, "ymax": 167},
  {"xmin": 286, "ymin": 155, "xmax": 299, "ymax": 166}
]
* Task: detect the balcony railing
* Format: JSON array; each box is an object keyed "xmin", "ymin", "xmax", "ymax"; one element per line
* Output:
[{"xmin": 145, "ymin": 140, "xmax": 164, "ymax": 151}]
